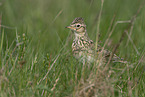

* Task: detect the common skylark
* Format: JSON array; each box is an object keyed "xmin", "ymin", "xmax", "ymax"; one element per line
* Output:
[{"xmin": 66, "ymin": 17, "xmax": 123, "ymax": 64}]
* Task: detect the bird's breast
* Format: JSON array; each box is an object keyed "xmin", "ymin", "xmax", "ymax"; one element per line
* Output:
[{"xmin": 72, "ymin": 39, "xmax": 94, "ymax": 63}]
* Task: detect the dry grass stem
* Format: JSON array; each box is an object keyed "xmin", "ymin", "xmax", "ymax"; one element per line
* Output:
[
  {"xmin": 105, "ymin": 1, "xmax": 144, "ymax": 67},
  {"xmin": 52, "ymin": 9, "xmax": 63, "ymax": 23},
  {"xmin": 48, "ymin": 74, "xmax": 61, "ymax": 97},
  {"xmin": 0, "ymin": 14, "xmax": 1, "ymax": 32},
  {"xmin": 51, "ymin": 77, "xmax": 60, "ymax": 91},
  {"xmin": 95, "ymin": 0, "xmax": 104, "ymax": 61},
  {"xmin": 125, "ymin": 31, "xmax": 140, "ymax": 55},
  {"xmin": 126, "ymin": 1, "xmax": 145, "ymax": 46}
]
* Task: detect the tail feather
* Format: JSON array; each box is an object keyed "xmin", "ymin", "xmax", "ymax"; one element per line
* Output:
[{"xmin": 112, "ymin": 54, "xmax": 128, "ymax": 63}]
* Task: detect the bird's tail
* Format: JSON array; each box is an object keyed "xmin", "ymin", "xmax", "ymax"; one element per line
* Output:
[{"xmin": 112, "ymin": 54, "xmax": 128, "ymax": 63}]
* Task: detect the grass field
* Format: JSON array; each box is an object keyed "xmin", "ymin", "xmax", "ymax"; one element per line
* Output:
[{"xmin": 0, "ymin": 0, "xmax": 145, "ymax": 97}]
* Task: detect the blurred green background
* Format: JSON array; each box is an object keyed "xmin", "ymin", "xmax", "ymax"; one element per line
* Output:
[
  {"xmin": 1, "ymin": 0, "xmax": 145, "ymax": 55},
  {"xmin": 0, "ymin": 0, "xmax": 145, "ymax": 96}
]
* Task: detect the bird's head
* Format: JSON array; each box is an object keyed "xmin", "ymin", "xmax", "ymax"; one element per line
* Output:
[{"xmin": 66, "ymin": 17, "xmax": 86, "ymax": 36}]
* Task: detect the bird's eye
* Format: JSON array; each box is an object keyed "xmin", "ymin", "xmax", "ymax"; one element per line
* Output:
[{"xmin": 76, "ymin": 24, "xmax": 80, "ymax": 27}]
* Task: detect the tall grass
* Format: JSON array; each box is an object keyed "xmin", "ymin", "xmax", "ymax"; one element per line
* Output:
[{"xmin": 0, "ymin": 0, "xmax": 145, "ymax": 96}]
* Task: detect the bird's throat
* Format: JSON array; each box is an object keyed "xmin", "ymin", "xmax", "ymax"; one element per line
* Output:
[{"xmin": 74, "ymin": 31, "xmax": 87, "ymax": 40}]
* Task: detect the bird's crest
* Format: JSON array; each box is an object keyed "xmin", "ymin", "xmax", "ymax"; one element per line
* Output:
[{"xmin": 71, "ymin": 17, "xmax": 84, "ymax": 24}]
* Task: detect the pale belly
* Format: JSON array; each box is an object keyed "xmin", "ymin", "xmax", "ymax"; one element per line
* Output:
[{"xmin": 73, "ymin": 50, "xmax": 95, "ymax": 63}]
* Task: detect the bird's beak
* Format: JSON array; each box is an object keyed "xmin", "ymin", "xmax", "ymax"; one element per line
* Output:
[
  {"xmin": 65, "ymin": 26, "xmax": 75, "ymax": 30},
  {"xmin": 65, "ymin": 26, "xmax": 71, "ymax": 28}
]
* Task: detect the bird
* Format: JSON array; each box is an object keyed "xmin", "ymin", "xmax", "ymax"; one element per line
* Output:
[{"xmin": 65, "ymin": 17, "xmax": 124, "ymax": 64}]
